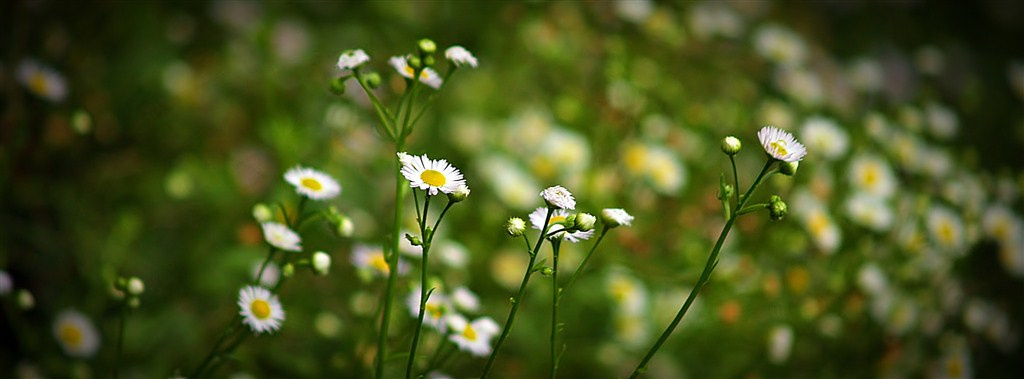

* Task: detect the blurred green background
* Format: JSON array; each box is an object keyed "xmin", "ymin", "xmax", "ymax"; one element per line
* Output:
[{"xmin": 3, "ymin": 0, "xmax": 1024, "ymax": 377}]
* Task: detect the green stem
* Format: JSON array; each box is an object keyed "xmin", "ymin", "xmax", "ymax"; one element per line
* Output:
[
  {"xmin": 549, "ymin": 239, "xmax": 563, "ymax": 379},
  {"xmin": 629, "ymin": 159, "xmax": 774, "ymax": 378},
  {"xmin": 191, "ymin": 316, "xmax": 242, "ymax": 378},
  {"xmin": 353, "ymin": 70, "xmax": 397, "ymax": 141},
  {"xmin": 376, "ymin": 160, "xmax": 407, "ymax": 379},
  {"xmin": 114, "ymin": 302, "xmax": 126, "ymax": 379},
  {"xmin": 729, "ymin": 155, "xmax": 740, "ymax": 207},
  {"xmin": 562, "ymin": 227, "xmax": 609, "ymax": 295},
  {"xmin": 407, "ymin": 198, "xmax": 454, "ymax": 378},
  {"xmin": 481, "ymin": 207, "xmax": 556, "ymax": 378}
]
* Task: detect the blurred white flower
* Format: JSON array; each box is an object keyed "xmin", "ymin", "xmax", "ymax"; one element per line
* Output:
[
  {"xmin": 622, "ymin": 141, "xmax": 687, "ymax": 195},
  {"xmin": 767, "ymin": 325, "xmax": 794, "ymax": 364},
  {"xmin": 352, "ymin": 244, "xmax": 405, "ymax": 278},
  {"xmin": 451, "ymin": 286, "xmax": 480, "ymax": 313},
  {"xmin": 800, "ymin": 116, "xmax": 848, "ymax": 161},
  {"xmin": 436, "ymin": 241, "xmax": 469, "ymax": 268},
  {"xmin": 754, "ymin": 24, "xmax": 807, "ymax": 67},
  {"xmin": 776, "ymin": 67, "xmax": 824, "ymax": 107},
  {"xmin": 446, "ymin": 314, "xmax": 501, "ymax": 357},
  {"xmin": 689, "ymin": 3, "xmax": 743, "ymax": 40},
  {"xmin": 614, "ymin": 0, "xmax": 654, "ymax": 24},
  {"xmin": 17, "ymin": 59, "xmax": 67, "ymax": 103},
  {"xmin": 793, "ymin": 190, "xmax": 841, "ymax": 254},
  {"xmin": 846, "ymin": 58, "xmax": 884, "ymax": 93},
  {"xmin": 605, "ymin": 269, "xmax": 647, "ymax": 316},
  {"xmin": 271, "ymin": 20, "xmax": 310, "ymax": 65},
  {"xmin": 848, "ymin": 154, "xmax": 896, "ymax": 199},
  {"xmin": 613, "ymin": 313, "xmax": 650, "ymax": 349},
  {"xmin": 925, "ymin": 102, "xmax": 958, "ymax": 140},
  {"xmin": 261, "ymin": 222, "xmax": 302, "ymax": 252},
  {"xmin": 479, "ymin": 155, "xmax": 541, "ymax": 210},
  {"xmin": 251, "ymin": 261, "xmax": 280, "ymax": 288},
  {"xmin": 389, "ymin": 56, "xmax": 442, "ymax": 89},
  {"xmin": 601, "ymin": 208, "xmax": 634, "ymax": 228},
  {"xmin": 406, "ymin": 287, "xmax": 449, "ymax": 333},
  {"xmin": 337, "ymin": 49, "xmax": 370, "ymax": 71},
  {"xmin": 983, "ymin": 205, "xmax": 1024, "ymax": 277},
  {"xmin": 844, "ymin": 192, "xmax": 894, "ymax": 232},
  {"xmin": 0, "ymin": 270, "xmax": 11, "ymax": 296},
  {"xmin": 53, "ymin": 309, "xmax": 100, "ymax": 358},
  {"xmin": 444, "ymin": 46, "xmax": 478, "ymax": 68},
  {"xmin": 927, "ymin": 205, "xmax": 966, "ymax": 254}
]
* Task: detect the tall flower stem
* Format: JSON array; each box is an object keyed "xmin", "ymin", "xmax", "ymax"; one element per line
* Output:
[
  {"xmin": 629, "ymin": 159, "xmax": 774, "ymax": 378},
  {"xmin": 376, "ymin": 160, "xmax": 406, "ymax": 378},
  {"xmin": 481, "ymin": 207, "xmax": 556, "ymax": 378},
  {"xmin": 549, "ymin": 238, "xmax": 563, "ymax": 379},
  {"xmin": 406, "ymin": 195, "xmax": 444, "ymax": 378}
]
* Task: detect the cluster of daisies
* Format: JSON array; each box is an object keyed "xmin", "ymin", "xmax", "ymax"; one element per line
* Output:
[{"xmin": 335, "ymin": 43, "xmax": 477, "ymax": 90}]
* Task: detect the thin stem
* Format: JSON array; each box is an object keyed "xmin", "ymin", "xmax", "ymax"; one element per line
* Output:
[
  {"xmin": 114, "ymin": 303, "xmax": 126, "ymax": 379},
  {"xmin": 407, "ymin": 198, "xmax": 453, "ymax": 378},
  {"xmin": 562, "ymin": 227, "xmax": 609, "ymax": 295},
  {"xmin": 423, "ymin": 338, "xmax": 456, "ymax": 375},
  {"xmin": 376, "ymin": 162, "xmax": 407, "ymax": 379},
  {"xmin": 729, "ymin": 155, "xmax": 740, "ymax": 207},
  {"xmin": 191, "ymin": 316, "xmax": 242, "ymax": 378},
  {"xmin": 549, "ymin": 239, "xmax": 563, "ymax": 379},
  {"xmin": 254, "ymin": 247, "xmax": 277, "ymax": 286},
  {"xmin": 629, "ymin": 159, "xmax": 774, "ymax": 378},
  {"xmin": 481, "ymin": 207, "xmax": 556, "ymax": 378},
  {"xmin": 353, "ymin": 70, "xmax": 397, "ymax": 140}
]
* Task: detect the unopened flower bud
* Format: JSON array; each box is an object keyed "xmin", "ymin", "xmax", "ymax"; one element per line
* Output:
[
  {"xmin": 16, "ymin": 290, "xmax": 34, "ymax": 310},
  {"xmin": 418, "ymin": 39, "xmax": 437, "ymax": 55},
  {"xmin": 127, "ymin": 277, "xmax": 145, "ymax": 296},
  {"xmin": 600, "ymin": 208, "xmax": 634, "ymax": 228},
  {"xmin": 335, "ymin": 214, "xmax": 354, "ymax": 238},
  {"xmin": 506, "ymin": 217, "xmax": 526, "ymax": 237},
  {"xmin": 329, "ymin": 76, "xmax": 347, "ymax": 95},
  {"xmin": 364, "ymin": 72, "xmax": 382, "ymax": 89},
  {"xmin": 312, "ymin": 251, "xmax": 332, "ymax": 276},
  {"xmin": 574, "ymin": 213, "xmax": 597, "ymax": 232},
  {"xmin": 540, "ymin": 267, "xmax": 554, "ymax": 276},
  {"xmin": 282, "ymin": 263, "xmax": 295, "ymax": 278},
  {"xmin": 447, "ymin": 184, "xmax": 470, "ymax": 203},
  {"xmin": 718, "ymin": 183, "xmax": 734, "ymax": 201},
  {"xmin": 423, "ymin": 55, "xmax": 436, "ymax": 67},
  {"xmin": 408, "ymin": 56, "xmax": 422, "ymax": 69},
  {"xmin": 721, "ymin": 136, "xmax": 742, "ymax": 155},
  {"xmin": 252, "ymin": 203, "xmax": 273, "ymax": 223},
  {"xmin": 780, "ymin": 161, "xmax": 799, "ymax": 176},
  {"xmin": 769, "ymin": 195, "xmax": 788, "ymax": 221},
  {"xmin": 405, "ymin": 233, "xmax": 423, "ymax": 246},
  {"xmin": 128, "ymin": 297, "xmax": 141, "ymax": 308}
]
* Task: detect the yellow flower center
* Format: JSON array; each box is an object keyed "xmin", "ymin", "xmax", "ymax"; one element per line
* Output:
[
  {"xmin": 301, "ymin": 177, "xmax": 323, "ymax": 191},
  {"xmin": 426, "ymin": 303, "xmax": 443, "ymax": 319},
  {"xmin": 549, "ymin": 215, "xmax": 566, "ymax": 224},
  {"xmin": 770, "ymin": 140, "xmax": 789, "ymax": 157},
  {"xmin": 462, "ymin": 324, "xmax": 478, "ymax": 341},
  {"xmin": 29, "ymin": 72, "xmax": 50, "ymax": 95},
  {"xmin": 863, "ymin": 166, "xmax": 878, "ymax": 188},
  {"xmin": 938, "ymin": 221, "xmax": 955, "ymax": 245},
  {"xmin": 59, "ymin": 324, "xmax": 83, "ymax": 347},
  {"xmin": 370, "ymin": 253, "xmax": 390, "ymax": 273},
  {"xmin": 251, "ymin": 299, "xmax": 272, "ymax": 319},
  {"xmin": 404, "ymin": 66, "xmax": 430, "ymax": 79},
  {"xmin": 420, "ymin": 169, "xmax": 446, "ymax": 187},
  {"xmin": 947, "ymin": 357, "xmax": 962, "ymax": 377}
]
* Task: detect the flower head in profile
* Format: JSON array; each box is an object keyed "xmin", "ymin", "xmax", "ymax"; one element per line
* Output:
[
  {"xmin": 389, "ymin": 56, "xmax": 443, "ymax": 89},
  {"xmin": 446, "ymin": 314, "xmax": 501, "ymax": 357},
  {"xmin": 18, "ymin": 59, "xmax": 67, "ymax": 103},
  {"xmin": 352, "ymin": 244, "xmax": 406, "ymax": 278},
  {"xmin": 757, "ymin": 126, "xmax": 807, "ymax": 162},
  {"xmin": 312, "ymin": 251, "xmax": 332, "ymax": 276},
  {"xmin": 529, "ymin": 207, "xmax": 594, "ymax": 243},
  {"xmin": 540, "ymin": 185, "xmax": 576, "ymax": 210},
  {"xmin": 261, "ymin": 222, "xmax": 302, "ymax": 252},
  {"xmin": 337, "ymin": 49, "xmax": 370, "ymax": 71},
  {"xmin": 53, "ymin": 309, "xmax": 101, "ymax": 358},
  {"xmin": 445, "ymin": 46, "xmax": 478, "ymax": 68},
  {"xmin": 238, "ymin": 285, "xmax": 285, "ymax": 334},
  {"xmin": 601, "ymin": 208, "xmax": 634, "ymax": 228},
  {"xmin": 400, "ymin": 153, "xmax": 466, "ymax": 196},
  {"xmin": 284, "ymin": 166, "xmax": 341, "ymax": 200}
]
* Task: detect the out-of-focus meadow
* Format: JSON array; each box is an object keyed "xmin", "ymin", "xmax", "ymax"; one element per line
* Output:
[{"xmin": 3, "ymin": 0, "xmax": 1024, "ymax": 377}]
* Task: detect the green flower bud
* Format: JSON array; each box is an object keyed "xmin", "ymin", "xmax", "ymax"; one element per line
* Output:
[
  {"xmin": 405, "ymin": 233, "xmax": 423, "ymax": 246},
  {"xmin": 574, "ymin": 213, "xmax": 597, "ymax": 232},
  {"xmin": 780, "ymin": 161, "xmax": 799, "ymax": 176},
  {"xmin": 540, "ymin": 267, "xmax": 554, "ymax": 276},
  {"xmin": 506, "ymin": 217, "xmax": 526, "ymax": 237},
  {"xmin": 312, "ymin": 251, "xmax": 332, "ymax": 276},
  {"xmin": 252, "ymin": 203, "xmax": 274, "ymax": 223},
  {"xmin": 418, "ymin": 39, "xmax": 437, "ymax": 55},
  {"xmin": 282, "ymin": 263, "xmax": 295, "ymax": 278},
  {"xmin": 769, "ymin": 195, "xmax": 788, "ymax": 221},
  {"xmin": 16, "ymin": 289, "xmax": 34, "ymax": 310},
  {"xmin": 423, "ymin": 55, "xmax": 436, "ymax": 67},
  {"xmin": 721, "ymin": 136, "xmax": 742, "ymax": 155},
  {"xmin": 408, "ymin": 56, "xmax": 422, "ymax": 69},
  {"xmin": 127, "ymin": 297, "xmax": 141, "ymax": 309},
  {"xmin": 364, "ymin": 72, "xmax": 382, "ymax": 89},
  {"xmin": 329, "ymin": 76, "xmax": 347, "ymax": 95},
  {"xmin": 447, "ymin": 184, "xmax": 470, "ymax": 203}
]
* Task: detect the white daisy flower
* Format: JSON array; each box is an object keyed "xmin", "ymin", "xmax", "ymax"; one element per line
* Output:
[
  {"xmin": 446, "ymin": 314, "xmax": 501, "ymax": 357},
  {"xmin": 757, "ymin": 126, "xmax": 807, "ymax": 162},
  {"xmin": 444, "ymin": 46, "xmax": 478, "ymax": 68},
  {"xmin": 848, "ymin": 154, "xmax": 897, "ymax": 199},
  {"xmin": 389, "ymin": 56, "xmax": 442, "ymax": 89},
  {"xmin": 337, "ymin": 49, "xmax": 370, "ymax": 71},
  {"xmin": 800, "ymin": 116, "xmax": 849, "ymax": 161},
  {"xmin": 400, "ymin": 153, "xmax": 466, "ymax": 196},
  {"xmin": 927, "ymin": 205, "xmax": 966, "ymax": 254},
  {"xmin": 601, "ymin": 208, "xmax": 634, "ymax": 227},
  {"xmin": 540, "ymin": 185, "xmax": 576, "ymax": 210},
  {"xmin": 53, "ymin": 309, "xmax": 101, "ymax": 358},
  {"xmin": 351, "ymin": 244, "xmax": 406, "ymax": 278},
  {"xmin": 451, "ymin": 286, "xmax": 480, "ymax": 312},
  {"xmin": 844, "ymin": 192, "xmax": 894, "ymax": 232},
  {"xmin": 17, "ymin": 59, "xmax": 68, "ymax": 103},
  {"xmin": 529, "ymin": 207, "xmax": 594, "ymax": 243},
  {"xmin": 284, "ymin": 166, "xmax": 341, "ymax": 200},
  {"xmin": 261, "ymin": 222, "xmax": 302, "ymax": 252},
  {"xmin": 237, "ymin": 285, "xmax": 285, "ymax": 334},
  {"xmin": 407, "ymin": 287, "xmax": 449, "ymax": 332}
]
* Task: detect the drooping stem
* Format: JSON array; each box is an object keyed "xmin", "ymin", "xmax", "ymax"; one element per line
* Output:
[
  {"xmin": 481, "ymin": 207, "xmax": 556, "ymax": 378},
  {"xmin": 629, "ymin": 159, "xmax": 774, "ymax": 378},
  {"xmin": 549, "ymin": 238, "xmax": 563, "ymax": 379}
]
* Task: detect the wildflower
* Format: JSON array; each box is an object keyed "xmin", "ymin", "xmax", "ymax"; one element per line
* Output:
[
  {"xmin": 0, "ymin": 270, "xmax": 11, "ymax": 296},
  {"xmin": 800, "ymin": 116, "xmax": 849, "ymax": 161},
  {"xmin": 927, "ymin": 205, "xmax": 965, "ymax": 253},
  {"xmin": 251, "ymin": 261, "xmax": 280, "ymax": 287},
  {"xmin": 400, "ymin": 153, "xmax": 466, "ymax": 196},
  {"xmin": 721, "ymin": 136, "xmax": 742, "ymax": 155},
  {"xmin": 506, "ymin": 217, "xmax": 527, "ymax": 237},
  {"xmin": 390, "ymin": 56, "xmax": 442, "ymax": 89},
  {"xmin": 848, "ymin": 154, "xmax": 896, "ymax": 199},
  {"xmin": 397, "ymin": 152, "xmax": 414, "ymax": 166},
  {"xmin": 540, "ymin": 185, "xmax": 576, "ymax": 210},
  {"xmin": 312, "ymin": 251, "xmax": 331, "ymax": 276},
  {"xmin": 451, "ymin": 286, "xmax": 480, "ymax": 312},
  {"xmin": 445, "ymin": 46, "xmax": 478, "ymax": 68},
  {"xmin": 846, "ymin": 58, "xmax": 884, "ymax": 93},
  {"xmin": 447, "ymin": 184, "xmax": 470, "ymax": 203},
  {"xmin": 17, "ymin": 59, "xmax": 67, "ymax": 103},
  {"xmin": 844, "ymin": 192, "xmax": 894, "ymax": 232},
  {"xmin": 480, "ymin": 154, "xmax": 542, "ymax": 210},
  {"xmin": 284, "ymin": 166, "xmax": 341, "ymax": 200},
  {"xmin": 238, "ymin": 285, "xmax": 285, "ymax": 334},
  {"xmin": 53, "ymin": 309, "xmax": 101, "ymax": 358},
  {"xmin": 446, "ymin": 314, "xmax": 501, "ymax": 357},
  {"xmin": 601, "ymin": 208, "xmax": 634, "ymax": 228},
  {"xmin": 982, "ymin": 205, "xmax": 1024, "ymax": 277},
  {"xmin": 757, "ymin": 126, "xmax": 807, "ymax": 162},
  {"xmin": 606, "ymin": 269, "xmax": 647, "ymax": 315},
  {"xmin": 407, "ymin": 287, "xmax": 449, "ymax": 332},
  {"xmin": 336, "ymin": 49, "xmax": 369, "ymax": 71},
  {"xmin": 261, "ymin": 222, "xmax": 302, "ymax": 252},
  {"xmin": 17, "ymin": 290, "xmax": 34, "ymax": 310},
  {"xmin": 418, "ymin": 39, "xmax": 437, "ymax": 54},
  {"xmin": 436, "ymin": 240, "xmax": 469, "ymax": 268},
  {"xmin": 351, "ymin": 244, "xmax": 404, "ymax": 278},
  {"xmin": 925, "ymin": 102, "xmax": 958, "ymax": 140},
  {"xmin": 126, "ymin": 277, "xmax": 145, "ymax": 296},
  {"xmin": 754, "ymin": 25, "xmax": 807, "ymax": 67},
  {"xmin": 252, "ymin": 203, "xmax": 273, "ymax": 223},
  {"xmin": 574, "ymin": 213, "xmax": 597, "ymax": 232},
  {"xmin": 529, "ymin": 207, "xmax": 594, "ymax": 243},
  {"xmin": 767, "ymin": 325, "xmax": 794, "ymax": 364}
]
